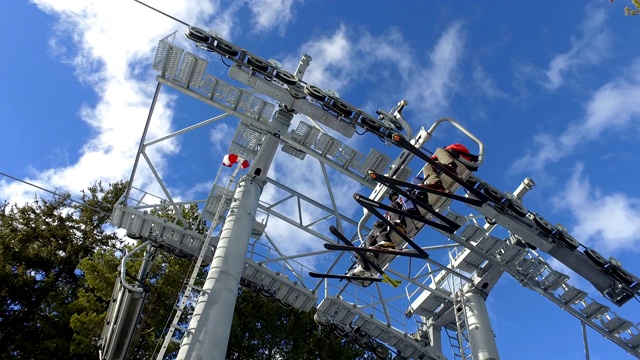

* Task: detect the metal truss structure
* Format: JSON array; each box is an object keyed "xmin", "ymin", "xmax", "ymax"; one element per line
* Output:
[{"xmin": 98, "ymin": 28, "xmax": 640, "ymax": 360}]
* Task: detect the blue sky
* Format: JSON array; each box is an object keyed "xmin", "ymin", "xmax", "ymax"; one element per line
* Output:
[{"xmin": 2, "ymin": 1, "xmax": 640, "ymax": 359}]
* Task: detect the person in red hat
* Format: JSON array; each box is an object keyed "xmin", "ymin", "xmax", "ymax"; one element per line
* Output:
[{"xmin": 421, "ymin": 143, "xmax": 472, "ymax": 191}]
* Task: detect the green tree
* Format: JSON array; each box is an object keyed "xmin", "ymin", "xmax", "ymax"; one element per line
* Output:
[
  {"xmin": 626, "ymin": 0, "xmax": 640, "ymax": 15},
  {"xmin": 1, "ymin": 183, "xmax": 379, "ymax": 359},
  {"xmin": 611, "ymin": 0, "xmax": 640, "ymax": 15},
  {"xmin": 70, "ymin": 202, "xmax": 205, "ymax": 360},
  {"xmin": 115, "ymin": 202, "xmax": 375, "ymax": 359},
  {"xmin": 227, "ymin": 290, "xmax": 371, "ymax": 360},
  {"xmin": 69, "ymin": 247, "xmax": 121, "ymax": 357},
  {"xmin": 0, "ymin": 181, "xmax": 127, "ymax": 360}
]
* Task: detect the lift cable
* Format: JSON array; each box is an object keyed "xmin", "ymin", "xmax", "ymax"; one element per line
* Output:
[
  {"xmin": 132, "ymin": 0, "xmax": 190, "ymax": 27},
  {"xmin": 0, "ymin": 171, "xmax": 114, "ymax": 217}
]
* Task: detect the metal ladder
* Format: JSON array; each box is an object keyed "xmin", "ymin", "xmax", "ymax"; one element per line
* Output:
[
  {"xmin": 155, "ymin": 164, "xmax": 243, "ymax": 360},
  {"xmin": 446, "ymin": 326, "xmax": 465, "ymax": 360},
  {"xmin": 448, "ymin": 274, "xmax": 472, "ymax": 360}
]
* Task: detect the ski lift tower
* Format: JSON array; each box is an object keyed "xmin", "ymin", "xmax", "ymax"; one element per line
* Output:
[
  {"xmin": 173, "ymin": 84, "xmax": 297, "ymax": 359},
  {"xmin": 99, "ymin": 22, "xmax": 640, "ymax": 360}
]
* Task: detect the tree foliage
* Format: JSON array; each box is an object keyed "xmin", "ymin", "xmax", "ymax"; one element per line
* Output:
[
  {"xmin": 610, "ymin": 0, "xmax": 640, "ymax": 16},
  {"xmin": 1, "ymin": 183, "xmax": 376, "ymax": 359},
  {"xmin": 227, "ymin": 290, "xmax": 371, "ymax": 360},
  {"xmin": 0, "ymin": 181, "xmax": 127, "ymax": 359},
  {"xmin": 626, "ymin": 0, "xmax": 640, "ymax": 16}
]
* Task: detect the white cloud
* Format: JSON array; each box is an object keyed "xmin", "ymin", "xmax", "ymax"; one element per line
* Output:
[
  {"xmin": 287, "ymin": 24, "xmax": 384, "ymax": 91},
  {"xmin": 511, "ymin": 58, "xmax": 640, "ymax": 174},
  {"xmin": 553, "ymin": 163, "xmax": 640, "ymax": 253},
  {"xmin": 283, "ymin": 22, "xmax": 464, "ymax": 132},
  {"xmin": 404, "ymin": 22, "xmax": 465, "ymax": 120},
  {"xmin": 209, "ymin": 122, "xmax": 235, "ymax": 154},
  {"xmin": 472, "ymin": 64, "xmax": 508, "ymax": 100},
  {"xmin": 6, "ymin": 1, "xmax": 461, "ymax": 271},
  {"xmin": 184, "ymin": 0, "xmax": 298, "ymax": 41},
  {"xmin": 542, "ymin": 6, "xmax": 611, "ymax": 90},
  {"xmin": 249, "ymin": 0, "xmax": 296, "ymax": 35},
  {"xmin": 179, "ymin": 180, "xmax": 215, "ymax": 202},
  {"xmin": 2, "ymin": 0, "xmax": 296, "ymax": 205}
]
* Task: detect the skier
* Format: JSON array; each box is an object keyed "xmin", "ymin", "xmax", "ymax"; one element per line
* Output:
[
  {"xmin": 351, "ymin": 191, "xmax": 407, "ymax": 276},
  {"xmin": 402, "ymin": 176, "xmax": 427, "ymax": 216},
  {"xmin": 421, "ymin": 143, "xmax": 474, "ymax": 192}
]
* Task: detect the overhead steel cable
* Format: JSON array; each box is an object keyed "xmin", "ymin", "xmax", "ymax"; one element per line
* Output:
[
  {"xmin": 0, "ymin": 171, "xmax": 113, "ymax": 217},
  {"xmin": 133, "ymin": 0, "xmax": 191, "ymax": 27}
]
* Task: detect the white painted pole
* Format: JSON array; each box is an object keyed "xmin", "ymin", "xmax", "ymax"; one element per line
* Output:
[
  {"xmin": 177, "ymin": 109, "xmax": 293, "ymax": 360},
  {"xmin": 464, "ymin": 287, "xmax": 500, "ymax": 360}
]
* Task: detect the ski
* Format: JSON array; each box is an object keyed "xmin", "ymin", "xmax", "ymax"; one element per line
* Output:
[
  {"xmin": 353, "ymin": 194, "xmax": 431, "ymax": 260},
  {"xmin": 354, "ymin": 180, "xmax": 460, "ymax": 233},
  {"xmin": 308, "ymin": 272, "xmax": 383, "ymax": 282},
  {"xmin": 376, "ymin": 190, "xmax": 456, "ymax": 233},
  {"xmin": 328, "ymin": 226, "xmax": 402, "ymax": 287},
  {"xmin": 324, "ymin": 243, "xmax": 425, "ymax": 258},
  {"xmin": 368, "ymin": 169, "xmax": 485, "ymax": 208}
]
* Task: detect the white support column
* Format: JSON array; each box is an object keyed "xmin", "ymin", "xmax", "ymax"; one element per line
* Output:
[
  {"xmin": 463, "ymin": 286, "xmax": 500, "ymax": 360},
  {"xmin": 426, "ymin": 318, "xmax": 442, "ymax": 352},
  {"xmin": 177, "ymin": 109, "xmax": 293, "ymax": 360}
]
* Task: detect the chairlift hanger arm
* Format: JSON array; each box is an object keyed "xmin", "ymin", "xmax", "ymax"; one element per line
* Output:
[{"xmin": 423, "ymin": 117, "xmax": 485, "ymax": 167}]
